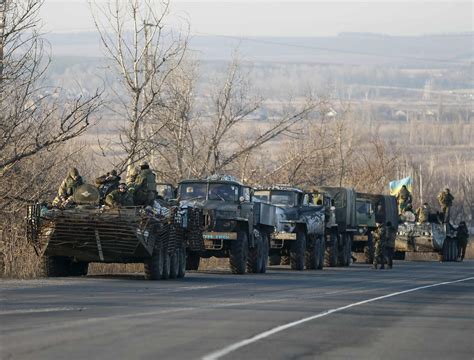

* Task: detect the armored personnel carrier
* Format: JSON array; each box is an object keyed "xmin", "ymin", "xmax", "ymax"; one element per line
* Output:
[
  {"xmin": 178, "ymin": 175, "xmax": 278, "ymax": 274},
  {"xmin": 396, "ymin": 220, "xmax": 458, "ymax": 262},
  {"xmin": 26, "ymin": 184, "xmax": 199, "ymax": 280},
  {"xmin": 253, "ymin": 186, "xmax": 325, "ymax": 270}
]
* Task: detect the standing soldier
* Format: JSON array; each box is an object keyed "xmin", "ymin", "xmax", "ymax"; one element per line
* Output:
[
  {"xmin": 385, "ymin": 221, "xmax": 397, "ymax": 269},
  {"xmin": 95, "ymin": 170, "xmax": 120, "ymax": 199},
  {"xmin": 396, "ymin": 185, "xmax": 412, "ymax": 215},
  {"xmin": 456, "ymin": 221, "xmax": 469, "ymax": 262},
  {"xmin": 437, "ymin": 188, "xmax": 454, "ymax": 223},
  {"xmin": 416, "ymin": 202, "xmax": 430, "ymax": 223},
  {"xmin": 133, "ymin": 162, "xmax": 157, "ymax": 206},
  {"xmin": 373, "ymin": 222, "xmax": 387, "ymax": 269},
  {"xmin": 52, "ymin": 167, "xmax": 84, "ymax": 206},
  {"xmin": 105, "ymin": 183, "xmax": 134, "ymax": 208}
]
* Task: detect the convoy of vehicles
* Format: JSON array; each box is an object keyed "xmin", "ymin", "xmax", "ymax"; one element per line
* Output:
[{"xmin": 27, "ymin": 173, "xmax": 464, "ymax": 280}]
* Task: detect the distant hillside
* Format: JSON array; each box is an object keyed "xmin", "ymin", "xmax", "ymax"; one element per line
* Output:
[{"xmin": 46, "ymin": 32, "xmax": 472, "ymax": 67}]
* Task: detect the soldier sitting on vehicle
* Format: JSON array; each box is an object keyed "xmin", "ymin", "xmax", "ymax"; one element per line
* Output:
[
  {"xmin": 456, "ymin": 221, "xmax": 469, "ymax": 262},
  {"xmin": 95, "ymin": 170, "xmax": 121, "ymax": 200},
  {"xmin": 416, "ymin": 202, "xmax": 430, "ymax": 223},
  {"xmin": 400, "ymin": 204, "xmax": 416, "ymax": 222},
  {"xmin": 52, "ymin": 167, "xmax": 84, "ymax": 207},
  {"xmin": 105, "ymin": 183, "xmax": 134, "ymax": 208},
  {"xmin": 373, "ymin": 222, "xmax": 387, "ymax": 270},
  {"xmin": 437, "ymin": 188, "xmax": 454, "ymax": 223},
  {"xmin": 396, "ymin": 185, "xmax": 412, "ymax": 215},
  {"xmin": 133, "ymin": 162, "xmax": 157, "ymax": 206}
]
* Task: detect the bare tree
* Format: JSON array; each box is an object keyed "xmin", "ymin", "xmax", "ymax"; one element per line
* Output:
[
  {"xmin": 89, "ymin": 0, "xmax": 189, "ymax": 172},
  {"xmin": 0, "ymin": 0, "xmax": 102, "ymax": 175}
]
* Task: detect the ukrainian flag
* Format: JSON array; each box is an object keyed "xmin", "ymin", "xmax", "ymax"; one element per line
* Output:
[{"xmin": 389, "ymin": 176, "xmax": 413, "ymax": 196}]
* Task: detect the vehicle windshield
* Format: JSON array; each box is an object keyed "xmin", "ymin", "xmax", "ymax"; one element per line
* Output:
[
  {"xmin": 254, "ymin": 190, "xmax": 270, "ymax": 202},
  {"xmin": 179, "ymin": 183, "xmax": 207, "ymax": 200},
  {"xmin": 208, "ymin": 183, "xmax": 239, "ymax": 201},
  {"xmin": 269, "ymin": 190, "xmax": 296, "ymax": 206},
  {"xmin": 357, "ymin": 201, "xmax": 372, "ymax": 215}
]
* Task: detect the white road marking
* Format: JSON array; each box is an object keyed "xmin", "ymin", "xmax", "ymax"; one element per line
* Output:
[
  {"xmin": 202, "ymin": 276, "xmax": 474, "ymax": 360},
  {"xmin": 0, "ymin": 307, "xmax": 86, "ymax": 315}
]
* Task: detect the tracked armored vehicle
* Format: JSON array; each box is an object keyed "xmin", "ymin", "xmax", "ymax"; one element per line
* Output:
[
  {"xmin": 27, "ymin": 184, "xmax": 199, "ymax": 280},
  {"xmin": 253, "ymin": 186, "xmax": 325, "ymax": 270},
  {"xmin": 178, "ymin": 175, "xmax": 278, "ymax": 274}
]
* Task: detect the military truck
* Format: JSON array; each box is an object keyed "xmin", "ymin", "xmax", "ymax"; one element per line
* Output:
[
  {"xmin": 353, "ymin": 193, "xmax": 398, "ymax": 263},
  {"xmin": 309, "ymin": 187, "xmax": 357, "ymax": 267},
  {"xmin": 395, "ymin": 220, "xmax": 458, "ymax": 262},
  {"xmin": 178, "ymin": 175, "xmax": 278, "ymax": 274},
  {"xmin": 26, "ymin": 184, "xmax": 197, "ymax": 280},
  {"xmin": 253, "ymin": 186, "xmax": 325, "ymax": 270}
]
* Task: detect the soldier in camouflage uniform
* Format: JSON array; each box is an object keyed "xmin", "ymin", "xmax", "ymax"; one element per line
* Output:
[
  {"xmin": 416, "ymin": 202, "xmax": 430, "ymax": 223},
  {"xmin": 52, "ymin": 167, "xmax": 84, "ymax": 206},
  {"xmin": 95, "ymin": 170, "xmax": 121, "ymax": 200},
  {"xmin": 105, "ymin": 183, "xmax": 134, "ymax": 208},
  {"xmin": 456, "ymin": 221, "xmax": 469, "ymax": 262},
  {"xmin": 396, "ymin": 185, "xmax": 412, "ymax": 215},
  {"xmin": 385, "ymin": 221, "xmax": 397, "ymax": 269},
  {"xmin": 437, "ymin": 188, "xmax": 454, "ymax": 223},
  {"xmin": 133, "ymin": 162, "xmax": 157, "ymax": 206},
  {"xmin": 373, "ymin": 222, "xmax": 387, "ymax": 269}
]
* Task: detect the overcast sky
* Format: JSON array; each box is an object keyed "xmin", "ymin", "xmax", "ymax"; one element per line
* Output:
[{"xmin": 41, "ymin": 1, "xmax": 473, "ymax": 37}]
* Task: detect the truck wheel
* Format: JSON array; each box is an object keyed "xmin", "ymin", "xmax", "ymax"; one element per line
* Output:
[
  {"xmin": 230, "ymin": 231, "xmax": 248, "ymax": 274},
  {"xmin": 343, "ymin": 234, "xmax": 352, "ymax": 266},
  {"xmin": 441, "ymin": 238, "xmax": 449, "ymax": 262},
  {"xmin": 325, "ymin": 233, "xmax": 339, "ymax": 267},
  {"xmin": 70, "ymin": 261, "xmax": 89, "ymax": 276},
  {"xmin": 144, "ymin": 249, "xmax": 164, "ymax": 280},
  {"xmin": 43, "ymin": 256, "xmax": 71, "ymax": 277},
  {"xmin": 247, "ymin": 230, "xmax": 263, "ymax": 273},
  {"xmin": 177, "ymin": 246, "xmax": 186, "ymax": 278},
  {"xmin": 269, "ymin": 255, "xmax": 281, "ymax": 266},
  {"xmin": 290, "ymin": 231, "xmax": 306, "ymax": 270},
  {"xmin": 186, "ymin": 251, "xmax": 200, "ymax": 271},
  {"xmin": 305, "ymin": 240, "xmax": 316, "ymax": 270},
  {"xmin": 162, "ymin": 252, "xmax": 171, "ymax": 280},
  {"xmin": 259, "ymin": 234, "xmax": 269, "ymax": 273},
  {"xmin": 281, "ymin": 256, "xmax": 290, "ymax": 265},
  {"xmin": 317, "ymin": 236, "xmax": 325, "ymax": 270},
  {"xmin": 452, "ymin": 239, "xmax": 458, "ymax": 261},
  {"xmin": 338, "ymin": 234, "xmax": 350, "ymax": 266},
  {"xmin": 169, "ymin": 249, "xmax": 179, "ymax": 279}
]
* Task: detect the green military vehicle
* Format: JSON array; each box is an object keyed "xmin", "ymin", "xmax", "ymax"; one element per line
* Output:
[
  {"xmin": 26, "ymin": 184, "xmax": 196, "ymax": 280},
  {"xmin": 253, "ymin": 186, "xmax": 325, "ymax": 271},
  {"xmin": 353, "ymin": 193, "xmax": 398, "ymax": 263},
  {"xmin": 178, "ymin": 175, "xmax": 278, "ymax": 274},
  {"xmin": 310, "ymin": 187, "xmax": 357, "ymax": 267}
]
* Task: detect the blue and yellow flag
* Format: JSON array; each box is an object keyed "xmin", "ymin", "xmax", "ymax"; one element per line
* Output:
[{"xmin": 389, "ymin": 176, "xmax": 413, "ymax": 196}]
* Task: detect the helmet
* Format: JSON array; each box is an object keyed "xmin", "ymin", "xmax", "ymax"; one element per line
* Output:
[{"xmin": 110, "ymin": 170, "xmax": 118, "ymax": 176}]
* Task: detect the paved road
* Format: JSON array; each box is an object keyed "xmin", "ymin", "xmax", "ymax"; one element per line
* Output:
[{"xmin": 1, "ymin": 261, "xmax": 473, "ymax": 360}]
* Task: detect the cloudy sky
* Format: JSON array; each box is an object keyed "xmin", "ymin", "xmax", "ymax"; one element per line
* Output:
[{"xmin": 41, "ymin": 1, "xmax": 472, "ymax": 36}]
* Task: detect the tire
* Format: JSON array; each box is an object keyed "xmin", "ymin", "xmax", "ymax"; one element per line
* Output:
[
  {"xmin": 259, "ymin": 234, "xmax": 269, "ymax": 273},
  {"xmin": 338, "ymin": 234, "xmax": 351, "ymax": 267},
  {"xmin": 305, "ymin": 238, "xmax": 316, "ymax": 270},
  {"xmin": 364, "ymin": 233, "xmax": 375, "ymax": 264},
  {"xmin": 441, "ymin": 238, "xmax": 449, "ymax": 262},
  {"xmin": 452, "ymin": 239, "xmax": 458, "ymax": 262},
  {"xmin": 269, "ymin": 255, "xmax": 281, "ymax": 266},
  {"xmin": 229, "ymin": 231, "xmax": 248, "ymax": 274},
  {"xmin": 177, "ymin": 246, "xmax": 186, "ymax": 278},
  {"xmin": 144, "ymin": 249, "xmax": 164, "ymax": 280},
  {"xmin": 290, "ymin": 231, "xmax": 306, "ymax": 270},
  {"xmin": 281, "ymin": 256, "xmax": 290, "ymax": 265},
  {"xmin": 162, "ymin": 252, "xmax": 171, "ymax": 280},
  {"xmin": 247, "ymin": 230, "xmax": 263, "ymax": 274},
  {"xmin": 70, "ymin": 261, "xmax": 89, "ymax": 276},
  {"xmin": 185, "ymin": 251, "xmax": 200, "ymax": 271},
  {"xmin": 169, "ymin": 249, "xmax": 179, "ymax": 279},
  {"xmin": 325, "ymin": 232, "xmax": 339, "ymax": 267},
  {"xmin": 43, "ymin": 256, "xmax": 71, "ymax": 277},
  {"xmin": 317, "ymin": 236, "xmax": 325, "ymax": 270}
]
